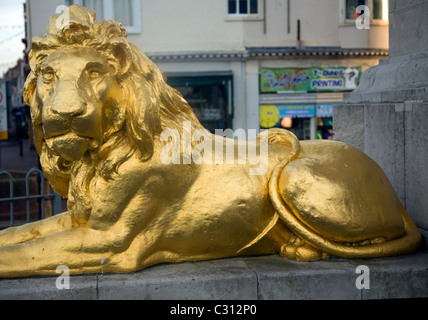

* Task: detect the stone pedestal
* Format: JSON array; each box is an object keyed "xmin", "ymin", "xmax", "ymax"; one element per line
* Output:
[
  {"xmin": 1, "ymin": 252, "xmax": 427, "ymax": 300},
  {"xmin": 334, "ymin": 0, "xmax": 428, "ymax": 230}
]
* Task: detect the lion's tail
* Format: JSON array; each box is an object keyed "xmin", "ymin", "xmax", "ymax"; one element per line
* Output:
[
  {"xmin": 266, "ymin": 130, "xmax": 421, "ymax": 258},
  {"xmin": 270, "ymin": 184, "xmax": 421, "ymax": 259}
]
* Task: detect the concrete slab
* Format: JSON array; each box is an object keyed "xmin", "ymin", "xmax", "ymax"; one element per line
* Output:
[
  {"xmin": 0, "ymin": 274, "xmax": 97, "ymax": 300},
  {"xmin": 347, "ymin": 253, "xmax": 428, "ymax": 299},
  {"xmin": 243, "ymin": 255, "xmax": 361, "ymax": 300},
  {"xmin": 0, "ymin": 248, "xmax": 427, "ymax": 300},
  {"xmin": 97, "ymin": 258, "xmax": 258, "ymax": 300}
]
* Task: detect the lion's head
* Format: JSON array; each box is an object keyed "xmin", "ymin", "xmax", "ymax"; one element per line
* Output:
[{"xmin": 23, "ymin": 5, "xmax": 203, "ymax": 203}]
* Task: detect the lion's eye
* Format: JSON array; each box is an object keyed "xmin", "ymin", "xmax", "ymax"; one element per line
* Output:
[{"xmin": 41, "ymin": 71, "xmax": 55, "ymax": 83}]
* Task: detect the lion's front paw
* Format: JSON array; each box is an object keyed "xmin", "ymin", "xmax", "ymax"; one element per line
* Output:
[{"xmin": 280, "ymin": 235, "xmax": 328, "ymax": 261}]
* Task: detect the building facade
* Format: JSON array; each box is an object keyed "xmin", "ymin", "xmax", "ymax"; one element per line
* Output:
[{"xmin": 26, "ymin": 0, "xmax": 389, "ymax": 139}]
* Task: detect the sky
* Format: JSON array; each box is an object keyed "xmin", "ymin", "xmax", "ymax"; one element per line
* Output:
[{"xmin": 0, "ymin": 0, "xmax": 26, "ymax": 77}]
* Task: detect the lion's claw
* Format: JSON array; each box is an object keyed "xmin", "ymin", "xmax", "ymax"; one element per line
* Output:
[{"xmin": 280, "ymin": 235, "xmax": 328, "ymax": 261}]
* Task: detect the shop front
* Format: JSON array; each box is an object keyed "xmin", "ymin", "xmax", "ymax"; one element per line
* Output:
[
  {"xmin": 260, "ymin": 104, "xmax": 315, "ymax": 140},
  {"xmin": 166, "ymin": 73, "xmax": 234, "ymax": 133},
  {"xmin": 259, "ymin": 66, "xmax": 361, "ymax": 140}
]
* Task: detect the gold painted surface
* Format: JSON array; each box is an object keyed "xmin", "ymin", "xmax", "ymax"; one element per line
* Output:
[
  {"xmin": 279, "ymin": 140, "xmax": 405, "ymax": 243},
  {"xmin": 0, "ymin": 5, "xmax": 421, "ymax": 278}
]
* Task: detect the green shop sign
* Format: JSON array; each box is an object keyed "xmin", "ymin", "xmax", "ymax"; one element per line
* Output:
[{"xmin": 260, "ymin": 66, "xmax": 362, "ymax": 93}]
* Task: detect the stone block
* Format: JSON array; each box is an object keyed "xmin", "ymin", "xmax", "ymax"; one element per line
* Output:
[
  {"xmin": 342, "ymin": 92, "xmax": 363, "ymax": 104},
  {"xmin": 243, "ymin": 255, "xmax": 361, "ymax": 300},
  {"xmin": 347, "ymin": 252, "xmax": 428, "ymax": 299},
  {"xmin": 0, "ymin": 274, "xmax": 97, "ymax": 300},
  {"xmin": 363, "ymin": 103, "xmax": 405, "ymax": 204},
  {"xmin": 333, "ymin": 104, "xmax": 364, "ymax": 151},
  {"xmin": 404, "ymin": 102, "xmax": 428, "ymax": 229},
  {"xmin": 381, "ymin": 88, "xmax": 428, "ymax": 103},
  {"xmin": 0, "ymin": 252, "xmax": 427, "ymax": 300},
  {"xmin": 97, "ymin": 258, "xmax": 258, "ymax": 300},
  {"xmin": 389, "ymin": 0, "xmax": 428, "ymax": 58}
]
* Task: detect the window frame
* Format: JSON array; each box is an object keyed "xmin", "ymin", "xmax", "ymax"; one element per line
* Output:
[
  {"xmin": 228, "ymin": 0, "xmax": 259, "ymax": 17},
  {"xmin": 166, "ymin": 74, "xmax": 234, "ymax": 132},
  {"xmin": 371, "ymin": 0, "xmax": 388, "ymax": 22},
  {"xmin": 226, "ymin": 0, "xmax": 263, "ymax": 21},
  {"xmin": 340, "ymin": 0, "xmax": 388, "ymax": 25},
  {"xmin": 65, "ymin": 0, "xmax": 141, "ymax": 34}
]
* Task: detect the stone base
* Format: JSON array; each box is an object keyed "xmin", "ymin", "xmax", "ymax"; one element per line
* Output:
[{"xmin": 1, "ymin": 238, "xmax": 427, "ymax": 300}]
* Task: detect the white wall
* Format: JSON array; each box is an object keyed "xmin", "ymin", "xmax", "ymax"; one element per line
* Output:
[
  {"xmin": 27, "ymin": 0, "xmax": 389, "ymax": 53},
  {"xmin": 131, "ymin": 0, "xmax": 388, "ymax": 55},
  {"xmin": 26, "ymin": 0, "xmax": 64, "ymax": 41},
  {"xmin": 129, "ymin": 0, "xmax": 245, "ymax": 53}
]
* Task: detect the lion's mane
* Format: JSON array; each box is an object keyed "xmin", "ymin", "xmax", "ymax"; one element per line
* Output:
[{"xmin": 23, "ymin": 5, "xmax": 203, "ymax": 200}]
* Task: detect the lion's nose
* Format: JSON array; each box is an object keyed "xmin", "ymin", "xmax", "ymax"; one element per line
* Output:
[
  {"xmin": 50, "ymin": 102, "xmax": 87, "ymax": 119},
  {"xmin": 49, "ymin": 80, "xmax": 88, "ymax": 119}
]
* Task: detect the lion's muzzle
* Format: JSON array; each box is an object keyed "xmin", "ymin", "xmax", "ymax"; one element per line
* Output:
[
  {"xmin": 40, "ymin": 73, "xmax": 105, "ymax": 161},
  {"xmin": 43, "ymin": 97, "xmax": 102, "ymax": 161},
  {"xmin": 45, "ymin": 132, "xmax": 100, "ymax": 161}
]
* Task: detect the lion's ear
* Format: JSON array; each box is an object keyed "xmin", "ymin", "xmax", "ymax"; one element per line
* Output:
[{"xmin": 108, "ymin": 39, "xmax": 132, "ymax": 77}]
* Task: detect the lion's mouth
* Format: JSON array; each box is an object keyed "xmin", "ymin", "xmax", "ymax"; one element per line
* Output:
[{"xmin": 45, "ymin": 132, "xmax": 100, "ymax": 162}]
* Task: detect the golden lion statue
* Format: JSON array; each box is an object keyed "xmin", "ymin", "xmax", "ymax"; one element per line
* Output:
[{"xmin": 0, "ymin": 6, "xmax": 421, "ymax": 278}]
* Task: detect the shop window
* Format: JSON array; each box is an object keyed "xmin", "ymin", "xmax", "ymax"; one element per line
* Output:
[
  {"xmin": 259, "ymin": 104, "xmax": 315, "ymax": 140},
  {"xmin": 287, "ymin": 118, "xmax": 312, "ymax": 141},
  {"xmin": 315, "ymin": 103, "xmax": 336, "ymax": 140},
  {"xmin": 65, "ymin": 0, "xmax": 141, "ymax": 33},
  {"xmin": 260, "ymin": 104, "xmax": 338, "ymax": 140},
  {"xmin": 228, "ymin": 0, "xmax": 258, "ymax": 15},
  {"xmin": 167, "ymin": 75, "xmax": 233, "ymax": 133},
  {"xmin": 316, "ymin": 118, "xmax": 333, "ymax": 140}
]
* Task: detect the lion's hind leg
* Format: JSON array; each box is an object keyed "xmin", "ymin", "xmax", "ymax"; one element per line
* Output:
[{"xmin": 279, "ymin": 235, "xmax": 329, "ymax": 261}]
